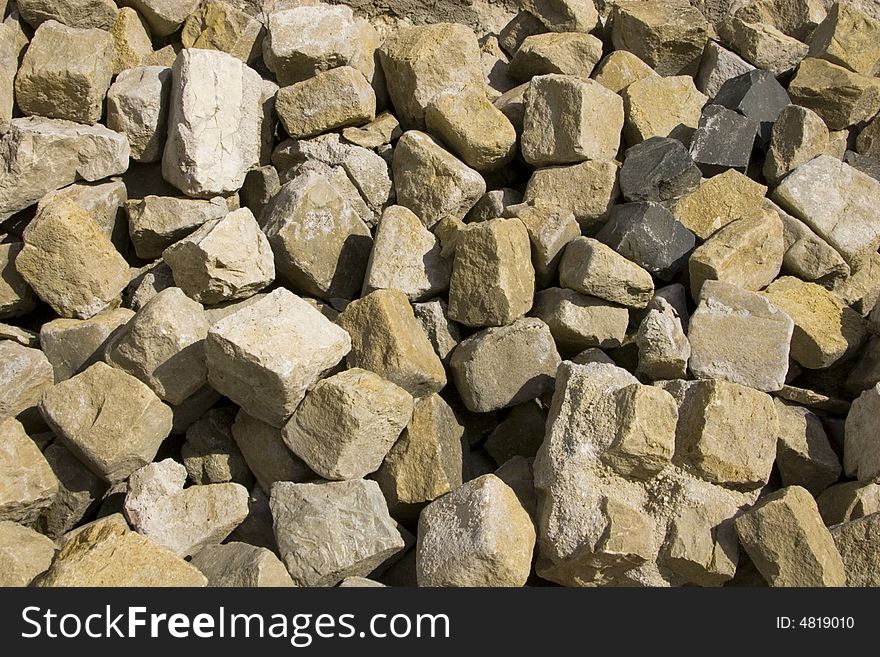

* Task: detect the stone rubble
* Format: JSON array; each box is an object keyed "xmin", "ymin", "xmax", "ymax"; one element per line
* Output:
[{"xmin": 0, "ymin": 0, "xmax": 877, "ymax": 589}]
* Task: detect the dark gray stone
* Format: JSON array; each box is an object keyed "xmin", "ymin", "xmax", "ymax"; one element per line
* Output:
[
  {"xmin": 689, "ymin": 104, "xmax": 758, "ymax": 176},
  {"xmin": 596, "ymin": 202, "xmax": 696, "ymax": 281},
  {"xmin": 844, "ymin": 151, "xmax": 880, "ymax": 183},
  {"xmin": 713, "ymin": 69, "xmax": 790, "ymax": 142},
  {"xmin": 619, "ymin": 136, "xmax": 702, "ymax": 203}
]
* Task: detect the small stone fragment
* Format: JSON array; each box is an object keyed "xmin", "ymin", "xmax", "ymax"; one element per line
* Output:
[
  {"xmin": 509, "ymin": 32, "xmax": 603, "ymax": 81},
  {"xmin": 342, "ymin": 112, "xmax": 401, "ymax": 149},
  {"xmin": 523, "ymin": 159, "xmax": 620, "ymax": 231},
  {"xmin": 38, "ymin": 179, "xmax": 128, "ymax": 250},
  {"xmin": 38, "ymin": 442, "xmax": 107, "ymax": 538},
  {"xmin": 687, "ymin": 281, "xmax": 794, "ymax": 392},
  {"xmin": 763, "ymin": 276, "xmax": 867, "ymax": 369},
  {"xmin": 831, "ymin": 513, "xmax": 880, "ymax": 587},
  {"xmin": 522, "ymin": 0, "xmax": 598, "ymax": 33},
  {"xmin": 125, "ymin": 0, "xmax": 200, "ymax": 37},
  {"xmin": 619, "ymin": 137, "xmax": 701, "ymax": 203},
  {"xmin": 718, "ymin": 16, "xmax": 809, "ymax": 74},
  {"xmin": 337, "ymin": 289, "xmax": 446, "ymax": 397},
  {"xmin": 763, "ymin": 105, "xmax": 830, "ymax": 184},
  {"xmin": 126, "ymin": 195, "xmax": 228, "ymax": 260},
  {"xmin": 734, "ymin": 485, "xmax": 846, "ymax": 586},
  {"xmin": 485, "ymin": 402, "xmax": 546, "ymax": 466},
  {"xmin": 498, "ymin": 11, "xmax": 548, "ymax": 56},
  {"xmin": 506, "ymin": 201, "xmax": 579, "ymax": 287},
  {"xmin": 15, "ymin": 20, "xmax": 114, "ymax": 124},
  {"xmin": 362, "ymin": 205, "xmax": 451, "ymax": 301},
  {"xmin": 636, "ymin": 297, "xmax": 690, "ymax": 380},
  {"xmin": 857, "ymin": 115, "xmax": 880, "ymax": 160},
  {"xmin": 772, "ymin": 195, "xmax": 851, "ymax": 280},
  {"xmin": 467, "ymin": 188, "xmax": 523, "ymax": 224},
  {"xmin": 417, "ymin": 474, "xmax": 535, "ymax": 587},
  {"xmin": 181, "ymin": 408, "xmax": 252, "ymax": 486},
  {"xmin": 450, "ymin": 317, "xmax": 560, "ymax": 413},
  {"xmin": 610, "ymin": 1, "xmax": 709, "ymax": 76},
  {"xmin": 695, "ymin": 41, "xmax": 755, "ymax": 99},
  {"xmin": 559, "ymin": 237, "xmax": 654, "ymax": 309},
  {"xmin": 163, "ymin": 207, "xmax": 274, "ymax": 305},
  {"xmin": 688, "ymin": 211, "xmax": 784, "ymax": 298},
  {"xmin": 206, "ymin": 288, "xmax": 351, "ymax": 427},
  {"xmin": 844, "ymin": 383, "xmax": 880, "ymax": 481},
  {"xmin": 231, "ymin": 410, "xmax": 314, "ymax": 495},
  {"xmin": 670, "ymin": 168, "xmax": 767, "ymax": 240},
  {"xmin": 447, "ymin": 217, "xmax": 535, "ymax": 327},
  {"xmin": 271, "ymin": 479, "xmax": 404, "ymax": 587},
  {"xmin": 425, "ymin": 86, "xmax": 517, "ymax": 172},
  {"xmin": 787, "ymin": 57, "xmax": 880, "ymax": 131},
  {"xmin": 124, "ymin": 458, "xmax": 249, "ymax": 557},
  {"xmin": 392, "ymin": 130, "xmax": 486, "ymax": 227},
  {"xmin": 532, "ymin": 287, "xmax": 629, "ymax": 352},
  {"xmin": 107, "ymin": 66, "xmax": 171, "ymax": 164},
  {"xmin": 190, "ymin": 542, "xmax": 294, "ymax": 587},
  {"xmin": 40, "ymin": 362, "xmax": 173, "ymax": 483},
  {"xmin": 522, "ymin": 74, "xmax": 623, "ymax": 166},
  {"xmin": 0, "ymin": 520, "xmax": 56, "ymax": 586},
  {"xmin": 37, "ymin": 514, "xmax": 207, "ymax": 586},
  {"xmin": 689, "ymin": 104, "xmax": 758, "ymax": 175},
  {"xmin": 774, "ymin": 398, "xmax": 841, "ymax": 496},
  {"xmin": 597, "ymin": 202, "xmax": 696, "ymax": 281},
  {"xmin": 181, "ymin": 0, "xmax": 264, "ymax": 64},
  {"xmin": 621, "ymin": 75, "xmax": 708, "ymax": 145},
  {"xmin": 818, "ymin": 481, "xmax": 880, "ymax": 526},
  {"xmin": 16, "ymin": 201, "xmax": 129, "ymax": 319},
  {"xmin": 0, "ymin": 417, "xmax": 58, "ymax": 523},
  {"xmin": 283, "ymin": 368, "xmax": 412, "ymax": 481},
  {"xmin": 412, "ymin": 299, "xmax": 461, "ymax": 364},
  {"xmin": 240, "ymin": 166, "xmax": 280, "ymax": 223},
  {"xmin": 0, "ymin": 241, "xmax": 35, "ymax": 318},
  {"xmin": 0, "ymin": 341, "xmax": 54, "ymax": 420},
  {"xmin": 591, "ymin": 50, "xmax": 656, "ymax": 94}
]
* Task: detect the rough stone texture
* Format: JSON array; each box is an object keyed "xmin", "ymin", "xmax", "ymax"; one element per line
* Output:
[
  {"xmin": 163, "ymin": 207, "xmax": 274, "ymax": 305},
  {"xmin": 207, "ymin": 288, "xmax": 350, "ymax": 427},
  {"xmin": 110, "ymin": 7, "xmax": 153, "ymax": 74},
  {"xmin": 787, "ymin": 57, "xmax": 880, "ymax": 131},
  {"xmin": 619, "ymin": 137, "xmax": 701, "ymax": 204},
  {"xmin": 774, "ymin": 398, "xmax": 840, "ymax": 496},
  {"xmin": 450, "ymin": 317, "xmax": 560, "ymax": 413},
  {"xmin": 763, "ymin": 105, "xmax": 830, "ymax": 184},
  {"xmin": 695, "ymin": 41, "xmax": 755, "ymax": 99},
  {"xmin": 105, "ymin": 288, "xmax": 202, "ymax": 399},
  {"xmin": 845, "ymin": 383, "xmax": 880, "ymax": 482},
  {"xmin": 378, "ymin": 22, "xmax": 485, "ymax": 130},
  {"xmin": 263, "ymin": 4, "xmax": 379, "ymax": 87},
  {"xmin": 610, "ymin": 1, "xmax": 709, "ymax": 76},
  {"xmin": 37, "ymin": 442, "xmax": 106, "ymax": 538},
  {"xmin": 190, "ymin": 542, "xmax": 294, "ymax": 587},
  {"xmin": 808, "ymin": 1, "xmax": 880, "ymax": 77},
  {"xmin": 637, "ymin": 297, "xmax": 690, "ymax": 380},
  {"xmin": 718, "ymin": 16, "xmax": 809, "ymax": 74},
  {"xmin": 509, "ymin": 32, "xmax": 603, "ymax": 81},
  {"xmin": 107, "ymin": 66, "xmax": 172, "ymax": 164},
  {"xmin": 689, "ymin": 104, "xmax": 758, "ymax": 175},
  {"xmin": 734, "ymin": 485, "xmax": 846, "ymax": 587},
  {"xmin": 597, "ymin": 202, "xmax": 696, "ymax": 281},
  {"xmin": 362, "ymin": 205, "xmax": 451, "ymax": 302},
  {"xmin": 392, "ymin": 130, "xmax": 486, "ymax": 227},
  {"xmin": 417, "ymin": 474, "xmax": 534, "ymax": 589},
  {"xmin": 124, "ymin": 458, "xmax": 248, "ymax": 557},
  {"xmin": 181, "ymin": 0, "xmax": 265, "ymax": 64},
  {"xmin": 270, "ymin": 479, "xmax": 404, "ymax": 587},
  {"xmin": 505, "ymin": 201, "xmax": 579, "ymax": 287},
  {"xmin": 830, "ymin": 513, "xmax": 880, "ymax": 586},
  {"xmin": 523, "ymin": 159, "xmax": 619, "ymax": 232},
  {"xmin": 283, "ymin": 368, "xmax": 412, "ymax": 481},
  {"xmin": 0, "ymin": 417, "xmax": 58, "ymax": 524},
  {"xmin": 337, "ymin": 289, "xmax": 446, "ymax": 397},
  {"xmin": 763, "ymin": 276, "xmax": 866, "ymax": 369},
  {"xmin": 276, "ymin": 66, "xmax": 375, "ymax": 140},
  {"xmin": 671, "ymin": 168, "xmax": 767, "ymax": 240},
  {"xmin": 342, "ymin": 112, "xmax": 402, "ymax": 150},
  {"xmin": 688, "ymin": 281, "xmax": 794, "ymax": 392},
  {"xmin": 37, "ymin": 178, "xmax": 128, "ymax": 251},
  {"xmin": 181, "ymin": 408, "xmax": 252, "ymax": 486},
  {"xmin": 162, "ymin": 48, "xmax": 263, "ymax": 197},
  {"xmin": 522, "ymin": 0, "xmax": 597, "ymax": 33},
  {"xmin": 485, "ymin": 402, "xmax": 545, "ymax": 466},
  {"xmin": 713, "ymin": 69, "xmax": 790, "ymax": 142},
  {"xmin": 17, "ymin": 0, "xmax": 119, "ymax": 29},
  {"xmin": 16, "ymin": 201, "xmax": 129, "ymax": 320},
  {"xmin": 818, "ymin": 481, "xmax": 880, "ymax": 526},
  {"xmin": 40, "ymin": 362, "xmax": 173, "ymax": 483},
  {"xmin": 857, "ymin": 115, "xmax": 880, "ymax": 160},
  {"xmin": 532, "ymin": 287, "xmax": 629, "ymax": 353},
  {"xmin": 772, "ymin": 155, "xmax": 880, "ymax": 269},
  {"xmin": 522, "ymin": 74, "xmax": 623, "ymax": 167},
  {"xmin": 15, "ymin": 21, "xmax": 115, "ymax": 125},
  {"xmin": 447, "ymin": 217, "xmax": 534, "ymax": 327},
  {"xmin": 124, "ymin": 0, "xmax": 201, "ymax": 37},
  {"xmin": 559, "ymin": 237, "xmax": 654, "ymax": 309},
  {"xmin": 374, "ymin": 393, "xmax": 464, "ymax": 519},
  {"xmin": 0, "ymin": 242, "xmax": 35, "ymax": 319},
  {"xmin": 241, "ymin": 166, "xmax": 280, "ymax": 223},
  {"xmin": 0, "ymin": 22, "xmax": 20, "ymax": 138},
  {"xmin": 621, "ymin": 75, "xmax": 708, "ymax": 145},
  {"xmin": 37, "ymin": 514, "xmax": 208, "ymax": 586},
  {"xmin": 126, "ymin": 195, "xmax": 228, "ymax": 260},
  {"xmin": 0, "ymin": 117, "xmax": 130, "ymax": 219},
  {"xmin": 0, "ymin": 342, "xmax": 54, "ymax": 420},
  {"xmin": 591, "ymin": 50, "xmax": 656, "ymax": 94},
  {"xmin": 412, "ymin": 299, "xmax": 461, "ymax": 365},
  {"xmin": 0, "ymin": 520, "xmax": 56, "ymax": 586},
  {"xmin": 767, "ymin": 201, "xmax": 848, "ymax": 283},
  {"xmin": 425, "ymin": 85, "xmax": 516, "ymax": 172},
  {"xmin": 688, "ymin": 212, "xmax": 784, "ymax": 298}
]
